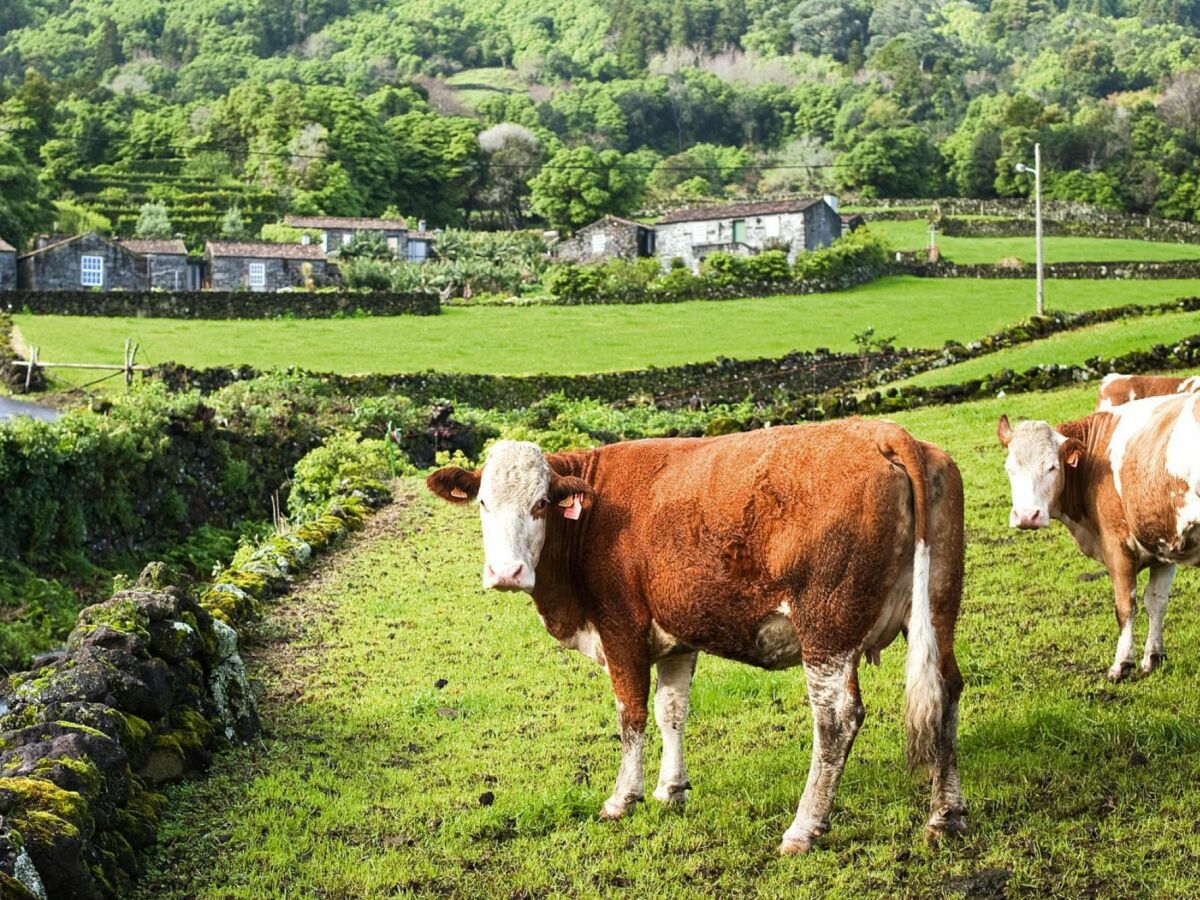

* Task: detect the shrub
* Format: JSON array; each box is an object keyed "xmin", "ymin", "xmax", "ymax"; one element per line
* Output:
[
  {"xmin": 543, "ymin": 261, "xmax": 603, "ymax": 299},
  {"xmin": 287, "ymin": 431, "xmax": 393, "ymax": 522}
]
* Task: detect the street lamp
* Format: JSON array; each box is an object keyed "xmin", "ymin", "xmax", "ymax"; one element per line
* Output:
[{"xmin": 1015, "ymin": 142, "xmax": 1044, "ymax": 316}]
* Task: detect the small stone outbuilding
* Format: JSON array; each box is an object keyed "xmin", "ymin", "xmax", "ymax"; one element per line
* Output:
[
  {"xmin": 0, "ymin": 237, "xmax": 15, "ymax": 291},
  {"xmin": 205, "ymin": 241, "xmax": 329, "ymax": 291},
  {"xmin": 18, "ymin": 232, "xmax": 149, "ymax": 291},
  {"xmin": 118, "ymin": 239, "xmax": 191, "ymax": 290},
  {"xmin": 655, "ymin": 198, "xmax": 843, "ymax": 271},
  {"xmin": 554, "ymin": 215, "xmax": 655, "ymax": 262},
  {"xmin": 283, "ymin": 215, "xmax": 409, "ymax": 257}
]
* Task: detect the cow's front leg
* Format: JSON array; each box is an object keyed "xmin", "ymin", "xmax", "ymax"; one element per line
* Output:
[
  {"xmin": 653, "ymin": 652, "xmax": 697, "ymax": 807},
  {"xmin": 1107, "ymin": 559, "xmax": 1138, "ymax": 682},
  {"xmin": 1140, "ymin": 563, "xmax": 1176, "ymax": 674},
  {"xmin": 781, "ymin": 653, "xmax": 863, "ymax": 854},
  {"xmin": 600, "ymin": 652, "xmax": 650, "ymax": 820}
]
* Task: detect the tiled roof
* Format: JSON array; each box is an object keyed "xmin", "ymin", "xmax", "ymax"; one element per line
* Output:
[
  {"xmin": 284, "ymin": 215, "xmax": 408, "ymax": 230},
  {"xmin": 581, "ymin": 215, "xmax": 647, "ymax": 230},
  {"xmin": 0, "ymin": 237, "xmax": 14, "ymax": 253},
  {"xmin": 206, "ymin": 241, "xmax": 327, "ymax": 260},
  {"xmin": 118, "ymin": 239, "xmax": 188, "ymax": 256},
  {"xmin": 658, "ymin": 198, "xmax": 824, "ymax": 225},
  {"xmin": 17, "ymin": 232, "xmax": 142, "ymax": 260},
  {"xmin": 407, "ymin": 231, "xmax": 438, "ymax": 241}
]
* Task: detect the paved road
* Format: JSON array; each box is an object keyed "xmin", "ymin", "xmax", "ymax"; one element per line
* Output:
[{"xmin": 0, "ymin": 395, "xmax": 60, "ymax": 422}]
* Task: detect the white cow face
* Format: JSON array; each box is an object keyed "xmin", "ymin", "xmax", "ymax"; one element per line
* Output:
[
  {"xmin": 997, "ymin": 415, "xmax": 1082, "ymax": 529},
  {"xmin": 426, "ymin": 441, "xmax": 591, "ymax": 593}
]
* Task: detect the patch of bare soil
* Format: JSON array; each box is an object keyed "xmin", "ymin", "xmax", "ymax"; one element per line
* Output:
[{"xmin": 245, "ymin": 483, "xmax": 417, "ymax": 708}]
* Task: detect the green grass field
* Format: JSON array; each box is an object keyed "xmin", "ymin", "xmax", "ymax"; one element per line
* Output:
[
  {"xmin": 133, "ymin": 383, "xmax": 1200, "ymax": 898},
  {"xmin": 870, "ymin": 219, "xmax": 1200, "ymax": 264},
  {"xmin": 445, "ymin": 67, "xmax": 527, "ymax": 108},
  {"xmin": 894, "ymin": 309, "xmax": 1200, "ymax": 390},
  {"xmin": 16, "ymin": 278, "xmax": 1200, "ymax": 377}
]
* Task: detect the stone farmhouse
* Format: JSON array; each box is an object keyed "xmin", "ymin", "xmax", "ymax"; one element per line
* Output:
[
  {"xmin": 205, "ymin": 241, "xmax": 330, "ymax": 292},
  {"xmin": 117, "ymin": 239, "xmax": 192, "ymax": 290},
  {"xmin": 654, "ymin": 197, "xmax": 843, "ymax": 271},
  {"xmin": 554, "ymin": 215, "xmax": 656, "ymax": 263},
  {"xmin": 17, "ymin": 232, "xmax": 153, "ymax": 291},
  {"xmin": 283, "ymin": 215, "xmax": 437, "ymax": 261},
  {"xmin": 0, "ymin": 237, "xmax": 15, "ymax": 292}
]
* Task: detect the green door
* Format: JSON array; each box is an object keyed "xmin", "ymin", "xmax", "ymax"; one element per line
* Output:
[{"xmin": 732, "ymin": 219, "xmax": 746, "ymax": 244}]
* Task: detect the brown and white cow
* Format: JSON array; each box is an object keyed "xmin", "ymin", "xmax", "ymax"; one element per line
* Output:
[
  {"xmin": 427, "ymin": 421, "xmax": 967, "ymax": 853},
  {"xmin": 999, "ymin": 392, "xmax": 1200, "ymax": 680},
  {"xmin": 1096, "ymin": 373, "xmax": 1200, "ymax": 410}
]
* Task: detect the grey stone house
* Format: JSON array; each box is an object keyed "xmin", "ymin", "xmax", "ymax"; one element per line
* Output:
[
  {"xmin": 118, "ymin": 239, "xmax": 190, "ymax": 290},
  {"xmin": 205, "ymin": 241, "xmax": 329, "ymax": 291},
  {"xmin": 18, "ymin": 232, "xmax": 150, "ymax": 291},
  {"xmin": 655, "ymin": 198, "xmax": 843, "ymax": 271},
  {"xmin": 283, "ymin": 215, "xmax": 409, "ymax": 257},
  {"xmin": 554, "ymin": 215, "xmax": 655, "ymax": 263},
  {"xmin": 0, "ymin": 237, "xmax": 15, "ymax": 292}
]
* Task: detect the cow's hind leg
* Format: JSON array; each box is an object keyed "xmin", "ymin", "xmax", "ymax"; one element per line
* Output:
[
  {"xmin": 1140, "ymin": 563, "xmax": 1176, "ymax": 675},
  {"xmin": 652, "ymin": 652, "xmax": 697, "ymax": 807},
  {"xmin": 1107, "ymin": 558, "xmax": 1138, "ymax": 682},
  {"xmin": 924, "ymin": 643, "xmax": 966, "ymax": 840},
  {"xmin": 780, "ymin": 653, "xmax": 863, "ymax": 855}
]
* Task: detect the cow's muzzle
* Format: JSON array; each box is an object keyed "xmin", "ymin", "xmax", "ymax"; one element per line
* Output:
[
  {"xmin": 1010, "ymin": 508, "xmax": 1047, "ymax": 530},
  {"xmin": 483, "ymin": 562, "xmax": 533, "ymax": 592}
]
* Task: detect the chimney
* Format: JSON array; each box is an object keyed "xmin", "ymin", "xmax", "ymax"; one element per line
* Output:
[
  {"xmin": 823, "ymin": 194, "xmax": 840, "ymax": 212},
  {"xmin": 417, "ymin": 219, "xmax": 426, "ymax": 232}
]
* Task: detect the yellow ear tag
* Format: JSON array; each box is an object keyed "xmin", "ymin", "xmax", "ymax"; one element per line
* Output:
[
  {"xmin": 451, "ymin": 488, "xmax": 469, "ymax": 499},
  {"xmin": 557, "ymin": 496, "xmax": 574, "ymax": 508}
]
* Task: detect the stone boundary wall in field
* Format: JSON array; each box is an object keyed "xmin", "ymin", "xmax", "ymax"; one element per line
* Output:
[
  {"xmin": 0, "ymin": 493, "xmax": 384, "ymax": 899},
  {"xmin": 146, "ymin": 298, "xmax": 1200, "ymax": 411},
  {"xmin": 895, "ymin": 259, "xmax": 1200, "ymax": 279},
  {"xmin": 2, "ymin": 290, "xmax": 440, "ymax": 319},
  {"xmin": 937, "ymin": 216, "xmax": 1200, "ymax": 244}
]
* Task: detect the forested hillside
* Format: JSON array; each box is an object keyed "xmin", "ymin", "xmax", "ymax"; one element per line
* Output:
[{"xmin": 4, "ymin": 0, "xmax": 1200, "ymax": 247}]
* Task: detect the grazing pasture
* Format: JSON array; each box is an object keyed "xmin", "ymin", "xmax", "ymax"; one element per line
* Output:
[
  {"xmin": 16, "ymin": 278, "xmax": 1200, "ymax": 377},
  {"xmin": 135, "ymin": 384, "xmax": 1200, "ymax": 898},
  {"xmin": 869, "ymin": 219, "xmax": 1200, "ymax": 264},
  {"xmin": 894, "ymin": 309, "xmax": 1200, "ymax": 390}
]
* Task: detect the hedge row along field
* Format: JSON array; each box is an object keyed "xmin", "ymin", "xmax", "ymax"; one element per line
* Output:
[
  {"xmin": 5, "ymin": 290, "xmax": 440, "ymax": 320},
  {"xmin": 0, "ymin": 438, "xmax": 392, "ymax": 899}
]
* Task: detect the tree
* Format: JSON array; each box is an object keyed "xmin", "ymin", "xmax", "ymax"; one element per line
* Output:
[
  {"xmin": 220, "ymin": 205, "xmax": 248, "ymax": 239},
  {"xmin": 529, "ymin": 146, "xmax": 645, "ymax": 231},
  {"xmin": 478, "ymin": 123, "xmax": 543, "ymax": 229},
  {"xmin": 835, "ymin": 126, "xmax": 940, "ymax": 197},
  {"xmin": 135, "ymin": 201, "xmax": 173, "ymax": 239},
  {"xmin": 0, "ymin": 140, "xmax": 52, "ymax": 249},
  {"xmin": 789, "ymin": 0, "xmax": 868, "ymax": 62}
]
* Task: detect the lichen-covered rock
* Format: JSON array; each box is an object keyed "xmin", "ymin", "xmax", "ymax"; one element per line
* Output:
[
  {"xmin": 5, "ymin": 648, "xmax": 174, "ymax": 725},
  {"xmin": 207, "ymin": 622, "xmax": 258, "ymax": 742},
  {"xmin": 0, "ymin": 823, "xmax": 46, "ymax": 900},
  {"xmin": 0, "ymin": 777, "xmax": 98, "ymax": 900}
]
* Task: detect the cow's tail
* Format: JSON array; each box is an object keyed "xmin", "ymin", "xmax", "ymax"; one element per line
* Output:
[{"xmin": 892, "ymin": 435, "xmax": 943, "ymax": 772}]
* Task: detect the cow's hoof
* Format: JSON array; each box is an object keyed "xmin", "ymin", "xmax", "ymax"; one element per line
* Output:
[
  {"xmin": 599, "ymin": 795, "xmax": 640, "ymax": 820},
  {"xmin": 779, "ymin": 836, "xmax": 815, "ymax": 855},
  {"xmin": 1107, "ymin": 662, "xmax": 1134, "ymax": 682},
  {"xmin": 652, "ymin": 783, "xmax": 689, "ymax": 807},
  {"xmin": 1139, "ymin": 653, "xmax": 1166, "ymax": 675},
  {"xmin": 924, "ymin": 810, "xmax": 967, "ymax": 844}
]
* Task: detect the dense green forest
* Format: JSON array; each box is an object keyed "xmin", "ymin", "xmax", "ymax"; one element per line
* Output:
[{"xmin": 4, "ymin": 0, "xmax": 1200, "ymax": 247}]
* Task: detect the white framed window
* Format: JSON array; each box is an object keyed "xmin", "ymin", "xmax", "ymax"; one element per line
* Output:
[
  {"xmin": 691, "ymin": 222, "xmax": 707, "ymax": 245},
  {"xmin": 247, "ymin": 262, "xmax": 266, "ymax": 290},
  {"xmin": 342, "ymin": 233, "xmax": 353, "ymax": 246},
  {"xmin": 764, "ymin": 216, "xmax": 781, "ymax": 238},
  {"xmin": 81, "ymin": 255, "xmax": 104, "ymax": 287},
  {"xmin": 591, "ymin": 232, "xmax": 607, "ymax": 254}
]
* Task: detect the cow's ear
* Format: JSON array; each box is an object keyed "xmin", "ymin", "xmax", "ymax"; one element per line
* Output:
[
  {"xmin": 426, "ymin": 466, "xmax": 481, "ymax": 504},
  {"xmin": 549, "ymin": 472, "xmax": 594, "ymax": 510},
  {"xmin": 997, "ymin": 414, "xmax": 1014, "ymax": 448},
  {"xmin": 1059, "ymin": 438, "xmax": 1085, "ymax": 470}
]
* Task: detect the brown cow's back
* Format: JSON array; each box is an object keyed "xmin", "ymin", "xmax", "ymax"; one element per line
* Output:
[{"xmin": 1096, "ymin": 373, "xmax": 1200, "ymax": 410}]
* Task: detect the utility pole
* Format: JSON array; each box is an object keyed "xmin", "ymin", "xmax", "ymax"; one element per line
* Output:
[{"xmin": 1015, "ymin": 143, "xmax": 1044, "ymax": 316}]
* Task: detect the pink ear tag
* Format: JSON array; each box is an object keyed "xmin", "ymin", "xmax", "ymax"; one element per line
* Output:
[{"xmin": 563, "ymin": 493, "xmax": 583, "ymax": 520}]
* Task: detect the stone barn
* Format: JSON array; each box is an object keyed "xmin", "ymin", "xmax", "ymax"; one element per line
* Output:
[
  {"xmin": 18, "ymin": 232, "xmax": 149, "ymax": 291},
  {"xmin": 205, "ymin": 241, "xmax": 329, "ymax": 291},
  {"xmin": 0, "ymin": 237, "xmax": 15, "ymax": 292},
  {"xmin": 118, "ymin": 239, "xmax": 190, "ymax": 290},
  {"xmin": 655, "ymin": 198, "xmax": 843, "ymax": 271},
  {"xmin": 554, "ymin": 215, "xmax": 655, "ymax": 262},
  {"xmin": 283, "ymin": 215, "xmax": 409, "ymax": 257}
]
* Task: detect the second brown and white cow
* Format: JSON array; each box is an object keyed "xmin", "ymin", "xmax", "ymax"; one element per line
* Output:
[
  {"xmin": 999, "ymin": 392, "xmax": 1200, "ymax": 680},
  {"xmin": 427, "ymin": 421, "xmax": 966, "ymax": 853},
  {"xmin": 1095, "ymin": 373, "xmax": 1200, "ymax": 410}
]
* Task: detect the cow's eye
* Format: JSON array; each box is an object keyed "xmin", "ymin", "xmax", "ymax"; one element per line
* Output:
[
  {"xmin": 1047, "ymin": 464, "xmax": 1059, "ymax": 473},
  {"xmin": 533, "ymin": 498, "xmax": 548, "ymax": 513},
  {"xmin": 479, "ymin": 499, "xmax": 489, "ymax": 512}
]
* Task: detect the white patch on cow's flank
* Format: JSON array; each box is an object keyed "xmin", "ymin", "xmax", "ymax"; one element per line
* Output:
[
  {"xmin": 1164, "ymin": 394, "xmax": 1200, "ymax": 545},
  {"xmin": 1180, "ymin": 376, "xmax": 1200, "ymax": 393},
  {"xmin": 561, "ymin": 622, "xmax": 607, "ymax": 669},
  {"xmin": 1108, "ymin": 395, "xmax": 1177, "ymax": 498}
]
